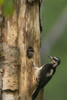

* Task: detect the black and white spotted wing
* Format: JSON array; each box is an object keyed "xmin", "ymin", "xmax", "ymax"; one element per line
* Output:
[{"xmin": 32, "ymin": 64, "xmax": 56, "ymax": 100}]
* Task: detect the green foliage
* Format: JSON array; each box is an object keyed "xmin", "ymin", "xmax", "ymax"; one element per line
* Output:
[
  {"xmin": 0, "ymin": 0, "xmax": 5, "ymax": 5},
  {"xmin": 3, "ymin": 0, "xmax": 14, "ymax": 17}
]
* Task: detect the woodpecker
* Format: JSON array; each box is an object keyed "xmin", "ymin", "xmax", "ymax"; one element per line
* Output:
[{"xmin": 32, "ymin": 56, "xmax": 61, "ymax": 100}]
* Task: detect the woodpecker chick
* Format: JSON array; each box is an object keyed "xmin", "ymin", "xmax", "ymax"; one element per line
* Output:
[{"xmin": 32, "ymin": 56, "xmax": 61, "ymax": 100}]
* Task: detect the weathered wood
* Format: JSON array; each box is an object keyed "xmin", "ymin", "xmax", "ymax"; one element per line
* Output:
[
  {"xmin": 17, "ymin": 0, "xmax": 44, "ymax": 100},
  {"xmin": 0, "ymin": 0, "xmax": 44, "ymax": 100},
  {"xmin": 0, "ymin": 5, "xmax": 19, "ymax": 100}
]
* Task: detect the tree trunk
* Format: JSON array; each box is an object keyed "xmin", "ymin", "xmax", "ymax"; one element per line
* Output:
[{"xmin": 0, "ymin": 0, "xmax": 44, "ymax": 100}]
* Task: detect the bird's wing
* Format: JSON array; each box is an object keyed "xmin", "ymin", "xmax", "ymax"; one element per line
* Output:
[{"xmin": 37, "ymin": 64, "xmax": 52, "ymax": 88}]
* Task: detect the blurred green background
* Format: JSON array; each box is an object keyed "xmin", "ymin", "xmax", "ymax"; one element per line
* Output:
[{"xmin": 41, "ymin": 0, "xmax": 67, "ymax": 100}]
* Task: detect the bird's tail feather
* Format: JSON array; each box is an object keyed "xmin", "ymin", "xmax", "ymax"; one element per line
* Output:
[{"xmin": 32, "ymin": 88, "xmax": 40, "ymax": 100}]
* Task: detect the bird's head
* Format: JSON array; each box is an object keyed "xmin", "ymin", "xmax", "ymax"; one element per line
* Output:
[{"xmin": 48, "ymin": 56, "xmax": 61, "ymax": 67}]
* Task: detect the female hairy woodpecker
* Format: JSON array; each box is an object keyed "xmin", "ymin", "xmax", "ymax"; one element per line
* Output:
[{"xmin": 32, "ymin": 56, "xmax": 61, "ymax": 100}]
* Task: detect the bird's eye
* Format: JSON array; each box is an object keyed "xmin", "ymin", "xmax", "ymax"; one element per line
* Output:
[{"xmin": 53, "ymin": 57, "xmax": 61, "ymax": 65}]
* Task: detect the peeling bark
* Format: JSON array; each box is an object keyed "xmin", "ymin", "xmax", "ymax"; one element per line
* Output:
[{"xmin": 0, "ymin": 4, "xmax": 19, "ymax": 100}]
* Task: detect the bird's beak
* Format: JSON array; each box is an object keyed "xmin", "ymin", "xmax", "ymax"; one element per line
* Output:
[{"xmin": 48, "ymin": 56, "xmax": 53, "ymax": 60}]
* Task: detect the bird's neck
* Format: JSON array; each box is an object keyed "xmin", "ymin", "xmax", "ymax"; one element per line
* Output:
[{"xmin": 51, "ymin": 62, "xmax": 58, "ymax": 67}]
